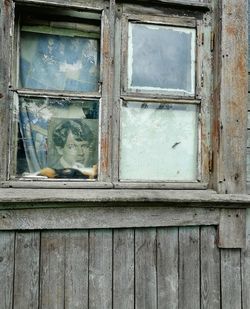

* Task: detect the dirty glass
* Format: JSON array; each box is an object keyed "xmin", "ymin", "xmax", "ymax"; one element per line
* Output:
[
  {"xmin": 128, "ymin": 23, "xmax": 196, "ymax": 95},
  {"xmin": 119, "ymin": 102, "xmax": 198, "ymax": 181},
  {"xmin": 19, "ymin": 28, "xmax": 100, "ymax": 92},
  {"xmin": 17, "ymin": 97, "xmax": 99, "ymax": 179}
]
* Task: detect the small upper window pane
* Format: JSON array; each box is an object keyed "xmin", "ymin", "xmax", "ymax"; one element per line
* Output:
[
  {"xmin": 19, "ymin": 24, "xmax": 100, "ymax": 92},
  {"xmin": 128, "ymin": 23, "xmax": 196, "ymax": 96}
]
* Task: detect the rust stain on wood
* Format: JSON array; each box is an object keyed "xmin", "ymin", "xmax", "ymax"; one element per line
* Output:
[{"xmin": 101, "ymin": 136, "xmax": 108, "ymax": 172}]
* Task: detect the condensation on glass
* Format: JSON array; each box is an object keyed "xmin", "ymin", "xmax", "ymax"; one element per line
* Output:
[
  {"xmin": 16, "ymin": 19, "xmax": 100, "ymax": 180},
  {"xmin": 119, "ymin": 102, "xmax": 198, "ymax": 181},
  {"xmin": 127, "ymin": 23, "xmax": 196, "ymax": 96}
]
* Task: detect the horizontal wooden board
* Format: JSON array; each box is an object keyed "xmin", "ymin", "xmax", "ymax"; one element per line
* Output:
[{"xmin": 0, "ymin": 207, "xmax": 220, "ymax": 230}]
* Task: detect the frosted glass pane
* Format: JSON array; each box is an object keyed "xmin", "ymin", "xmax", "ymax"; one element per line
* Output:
[
  {"xmin": 119, "ymin": 102, "xmax": 198, "ymax": 181},
  {"xmin": 20, "ymin": 31, "xmax": 100, "ymax": 92},
  {"xmin": 128, "ymin": 23, "xmax": 196, "ymax": 95}
]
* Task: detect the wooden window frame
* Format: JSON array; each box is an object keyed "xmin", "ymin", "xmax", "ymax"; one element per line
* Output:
[{"xmin": 0, "ymin": 0, "xmax": 247, "ymax": 194}]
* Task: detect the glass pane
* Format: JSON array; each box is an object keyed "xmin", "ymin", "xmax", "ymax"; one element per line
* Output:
[
  {"xmin": 119, "ymin": 102, "xmax": 198, "ymax": 181},
  {"xmin": 128, "ymin": 23, "xmax": 196, "ymax": 95},
  {"xmin": 19, "ymin": 28, "xmax": 100, "ymax": 92},
  {"xmin": 17, "ymin": 97, "xmax": 99, "ymax": 179}
]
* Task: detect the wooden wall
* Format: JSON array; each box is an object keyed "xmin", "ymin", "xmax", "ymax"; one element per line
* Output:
[{"xmin": 0, "ymin": 225, "xmax": 246, "ymax": 309}]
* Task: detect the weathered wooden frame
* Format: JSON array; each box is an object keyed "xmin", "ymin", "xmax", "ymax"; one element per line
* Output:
[
  {"xmin": 0, "ymin": 0, "xmax": 248, "ymax": 194},
  {"xmin": 8, "ymin": 0, "xmax": 114, "ymax": 184},
  {"xmin": 112, "ymin": 3, "xmax": 211, "ymax": 187}
]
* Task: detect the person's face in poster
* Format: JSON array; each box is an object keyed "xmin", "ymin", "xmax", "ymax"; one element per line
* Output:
[
  {"xmin": 53, "ymin": 120, "xmax": 93, "ymax": 168},
  {"xmin": 58, "ymin": 130, "xmax": 90, "ymax": 167}
]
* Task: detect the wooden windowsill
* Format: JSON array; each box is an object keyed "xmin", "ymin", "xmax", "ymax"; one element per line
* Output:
[{"xmin": 0, "ymin": 188, "xmax": 250, "ymax": 208}]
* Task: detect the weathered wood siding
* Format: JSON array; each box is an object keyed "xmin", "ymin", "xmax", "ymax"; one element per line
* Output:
[{"xmin": 0, "ymin": 225, "xmax": 245, "ymax": 309}]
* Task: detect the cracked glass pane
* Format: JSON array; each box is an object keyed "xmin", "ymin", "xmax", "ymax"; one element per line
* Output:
[{"xmin": 17, "ymin": 97, "xmax": 99, "ymax": 179}]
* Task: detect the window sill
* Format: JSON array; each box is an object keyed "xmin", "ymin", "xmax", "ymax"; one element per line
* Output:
[{"xmin": 0, "ymin": 188, "xmax": 250, "ymax": 209}]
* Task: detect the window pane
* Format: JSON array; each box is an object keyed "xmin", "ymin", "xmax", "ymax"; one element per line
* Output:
[
  {"xmin": 119, "ymin": 102, "xmax": 198, "ymax": 181},
  {"xmin": 128, "ymin": 23, "xmax": 196, "ymax": 95},
  {"xmin": 17, "ymin": 97, "xmax": 99, "ymax": 179},
  {"xmin": 19, "ymin": 29, "xmax": 100, "ymax": 92}
]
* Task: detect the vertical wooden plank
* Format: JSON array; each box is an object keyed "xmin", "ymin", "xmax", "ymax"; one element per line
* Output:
[
  {"xmin": 221, "ymin": 249, "xmax": 242, "ymax": 309},
  {"xmin": 218, "ymin": 209, "xmax": 246, "ymax": 248},
  {"xmin": 14, "ymin": 232, "xmax": 40, "ymax": 309},
  {"xmin": 89, "ymin": 229, "xmax": 112, "ymax": 309},
  {"xmin": 0, "ymin": 0, "xmax": 14, "ymax": 180},
  {"xmin": 179, "ymin": 226, "xmax": 200, "ymax": 309},
  {"xmin": 212, "ymin": 0, "xmax": 248, "ymax": 193},
  {"xmin": 113, "ymin": 229, "xmax": 134, "ymax": 309},
  {"xmin": 157, "ymin": 227, "xmax": 178, "ymax": 309},
  {"xmin": 40, "ymin": 231, "xmax": 65, "ymax": 309},
  {"xmin": 135, "ymin": 228, "xmax": 157, "ymax": 309},
  {"xmin": 200, "ymin": 226, "xmax": 220, "ymax": 309},
  {"xmin": 64, "ymin": 230, "xmax": 89, "ymax": 309},
  {"xmin": 242, "ymin": 208, "xmax": 250, "ymax": 309},
  {"xmin": 0, "ymin": 232, "xmax": 15, "ymax": 309}
]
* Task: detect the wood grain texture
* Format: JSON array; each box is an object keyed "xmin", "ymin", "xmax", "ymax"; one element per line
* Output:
[
  {"xmin": 157, "ymin": 227, "xmax": 178, "ymax": 309},
  {"xmin": 64, "ymin": 231, "xmax": 89, "ymax": 309},
  {"xmin": 212, "ymin": 0, "xmax": 248, "ymax": 193},
  {"xmin": 0, "ymin": 206, "xmax": 220, "ymax": 230},
  {"xmin": 13, "ymin": 232, "xmax": 40, "ymax": 309},
  {"xmin": 0, "ymin": 232, "xmax": 15, "ymax": 309},
  {"xmin": 89, "ymin": 229, "xmax": 112, "ymax": 309},
  {"xmin": 218, "ymin": 209, "xmax": 246, "ymax": 248},
  {"xmin": 221, "ymin": 249, "xmax": 242, "ymax": 309},
  {"xmin": 135, "ymin": 228, "xmax": 157, "ymax": 309},
  {"xmin": 40, "ymin": 231, "xmax": 65, "ymax": 309},
  {"xmin": 113, "ymin": 229, "xmax": 134, "ymax": 309},
  {"xmin": 179, "ymin": 227, "xmax": 200, "ymax": 309},
  {"xmin": 242, "ymin": 208, "xmax": 250, "ymax": 309},
  {"xmin": 0, "ymin": 0, "xmax": 13, "ymax": 181},
  {"xmin": 200, "ymin": 226, "xmax": 220, "ymax": 309}
]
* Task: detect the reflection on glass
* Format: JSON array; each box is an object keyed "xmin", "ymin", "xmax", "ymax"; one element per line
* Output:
[
  {"xmin": 20, "ymin": 29, "xmax": 100, "ymax": 92},
  {"xmin": 128, "ymin": 23, "xmax": 196, "ymax": 95},
  {"xmin": 17, "ymin": 97, "xmax": 99, "ymax": 179},
  {"xmin": 119, "ymin": 102, "xmax": 198, "ymax": 181}
]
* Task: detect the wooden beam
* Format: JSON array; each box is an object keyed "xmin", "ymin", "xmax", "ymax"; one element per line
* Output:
[
  {"xmin": 211, "ymin": 0, "xmax": 248, "ymax": 193},
  {"xmin": 0, "ymin": 206, "xmax": 220, "ymax": 230}
]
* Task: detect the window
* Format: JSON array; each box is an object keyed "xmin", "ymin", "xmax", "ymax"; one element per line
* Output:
[{"xmin": 8, "ymin": 1, "xmax": 211, "ymax": 187}]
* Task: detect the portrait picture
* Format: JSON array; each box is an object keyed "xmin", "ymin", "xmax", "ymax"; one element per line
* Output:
[{"xmin": 47, "ymin": 118, "xmax": 98, "ymax": 171}]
